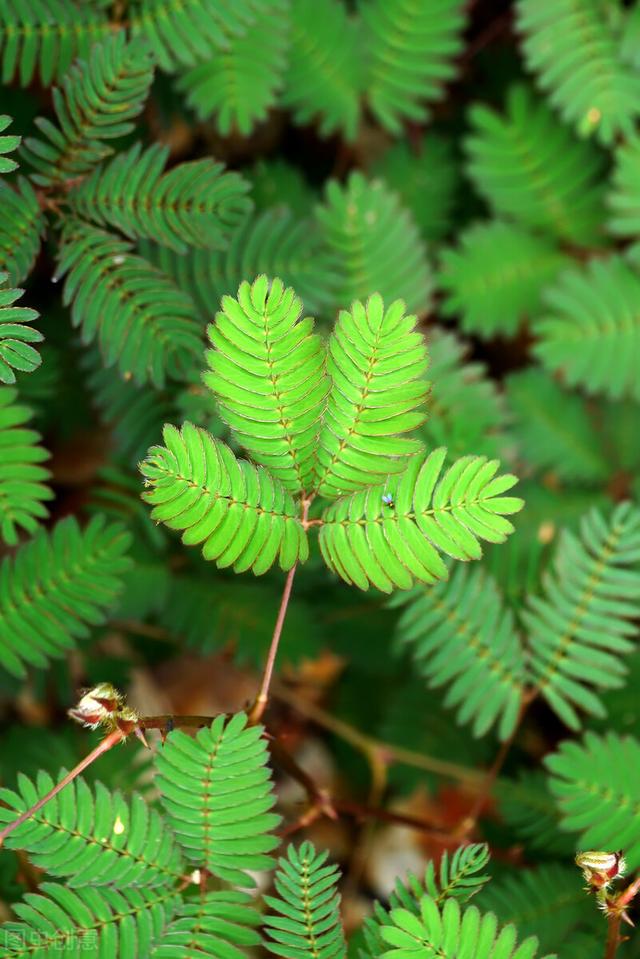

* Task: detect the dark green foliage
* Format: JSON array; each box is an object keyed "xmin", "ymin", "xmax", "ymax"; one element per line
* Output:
[
  {"xmin": 0, "ymin": 275, "xmax": 42, "ymax": 383},
  {"xmin": 0, "ymin": 179, "xmax": 45, "ymax": 283},
  {"xmin": 0, "ymin": 385, "xmax": 51, "ymax": 545}
]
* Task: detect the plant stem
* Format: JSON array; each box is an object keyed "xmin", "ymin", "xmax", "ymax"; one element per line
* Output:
[
  {"xmin": 0, "ymin": 728, "xmax": 125, "ymax": 847},
  {"xmin": 248, "ymin": 562, "xmax": 298, "ymax": 725},
  {"xmin": 605, "ymin": 913, "xmax": 622, "ymax": 959}
]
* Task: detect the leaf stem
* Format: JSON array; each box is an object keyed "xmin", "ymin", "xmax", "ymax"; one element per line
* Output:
[
  {"xmin": 605, "ymin": 913, "xmax": 622, "ymax": 959},
  {"xmin": 0, "ymin": 728, "xmax": 125, "ymax": 847}
]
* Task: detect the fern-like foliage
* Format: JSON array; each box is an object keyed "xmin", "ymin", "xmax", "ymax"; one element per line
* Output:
[
  {"xmin": 496, "ymin": 770, "xmax": 575, "ymax": 857},
  {"xmin": 142, "ymin": 207, "xmax": 335, "ymax": 318},
  {"xmin": 546, "ymin": 730, "xmax": 640, "ymax": 869},
  {"xmin": 465, "ymin": 85, "xmax": 606, "ymax": 245},
  {"xmin": 524, "ymin": 503, "xmax": 640, "ymax": 730},
  {"xmin": 155, "ymin": 712, "xmax": 280, "ymax": 885},
  {"xmin": 21, "ymin": 34, "xmax": 154, "ymax": 187},
  {"xmin": 505, "ymin": 369, "xmax": 609, "ymax": 485},
  {"xmin": 282, "ymin": 0, "xmax": 361, "ymax": 140},
  {"xmin": 422, "ymin": 328, "xmax": 507, "ymax": 460},
  {"xmin": 393, "ymin": 564, "xmax": 526, "ymax": 738},
  {"xmin": 0, "ymin": 275, "xmax": 42, "ymax": 385},
  {"xmin": 371, "ymin": 135, "xmax": 459, "ymax": 243},
  {"xmin": 129, "ymin": 0, "xmax": 261, "ymax": 72},
  {"xmin": 313, "ymin": 292, "xmax": 428, "ymax": 498},
  {"xmin": 69, "ymin": 143, "xmax": 251, "ymax": 252},
  {"xmin": 56, "ymin": 220, "xmax": 203, "ymax": 387},
  {"xmin": 1, "ymin": 883, "xmax": 180, "ymax": 957},
  {"xmin": 516, "ymin": 0, "xmax": 640, "ymax": 144},
  {"xmin": 608, "ymin": 134, "xmax": 640, "ymax": 243},
  {"xmin": 480, "ymin": 865, "xmax": 592, "ymax": 952},
  {"xmin": 0, "ymin": 179, "xmax": 45, "ymax": 284},
  {"xmin": 360, "ymin": 0, "xmax": 468, "ymax": 136},
  {"xmin": 0, "ymin": 113, "xmax": 19, "ymax": 171},
  {"xmin": 319, "ymin": 448, "xmax": 523, "ymax": 593},
  {"xmin": 264, "ymin": 841, "xmax": 346, "ymax": 959},
  {"xmin": 177, "ymin": 0, "xmax": 289, "ymax": 135},
  {"xmin": 0, "ymin": 773, "xmax": 183, "ymax": 886},
  {"xmin": 0, "ymin": 1, "xmax": 111, "ymax": 86},
  {"xmin": 316, "ymin": 172, "xmax": 432, "ymax": 315},
  {"xmin": 151, "ymin": 890, "xmax": 263, "ymax": 958},
  {"xmin": 140, "ymin": 422, "xmax": 309, "ymax": 573},
  {"xmin": 379, "ymin": 895, "xmax": 550, "ymax": 959},
  {"xmin": 0, "ymin": 385, "xmax": 51, "ymax": 546},
  {"xmin": 438, "ymin": 221, "xmax": 567, "ymax": 339},
  {"xmin": 203, "ymin": 275, "xmax": 329, "ymax": 494},
  {"xmin": 532, "ymin": 254, "xmax": 640, "ymax": 402},
  {"xmin": 0, "ymin": 515, "xmax": 131, "ymax": 676}
]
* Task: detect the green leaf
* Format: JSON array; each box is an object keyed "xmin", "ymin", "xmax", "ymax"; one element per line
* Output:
[
  {"xmin": 516, "ymin": 0, "xmax": 640, "ymax": 144},
  {"xmin": 21, "ymin": 33, "xmax": 154, "ymax": 186},
  {"xmin": 0, "ymin": 385, "xmax": 51, "ymax": 546},
  {"xmin": 532, "ymin": 254, "xmax": 640, "ymax": 402},
  {"xmin": 282, "ymin": 0, "xmax": 362, "ymax": 140},
  {"xmin": 0, "ymin": 114, "xmax": 19, "ymax": 172},
  {"xmin": 151, "ymin": 890, "xmax": 263, "ymax": 958},
  {"xmin": 204, "ymin": 275, "xmax": 330, "ymax": 494},
  {"xmin": 438, "ymin": 221, "xmax": 567, "ymax": 339},
  {"xmin": 264, "ymin": 841, "xmax": 346, "ymax": 959},
  {"xmin": 496, "ymin": 771, "xmax": 576, "ymax": 857},
  {"xmin": 465, "ymin": 85, "xmax": 606, "ymax": 245},
  {"xmin": 0, "ymin": 514, "xmax": 131, "ymax": 677},
  {"xmin": 0, "ymin": 179, "xmax": 46, "ymax": 284},
  {"xmin": 361, "ymin": 0, "xmax": 468, "ymax": 135},
  {"xmin": 393, "ymin": 564, "xmax": 527, "ymax": 739},
  {"xmin": 316, "ymin": 172, "xmax": 432, "ymax": 315},
  {"xmin": 140, "ymin": 422, "xmax": 309, "ymax": 574},
  {"xmin": 319, "ymin": 448, "xmax": 523, "ymax": 592},
  {"xmin": 69, "ymin": 142, "xmax": 251, "ymax": 253},
  {"xmin": 155, "ymin": 712, "xmax": 280, "ymax": 886},
  {"xmin": 0, "ymin": 773, "xmax": 183, "ymax": 887},
  {"xmin": 313, "ymin": 293, "xmax": 429, "ymax": 498},
  {"xmin": 0, "ymin": 275, "xmax": 42, "ymax": 385},
  {"xmin": 524, "ymin": 503, "xmax": 640, "ymax": 730}
]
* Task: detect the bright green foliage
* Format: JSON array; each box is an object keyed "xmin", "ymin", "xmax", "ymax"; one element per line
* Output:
[
  {"xmin": 1, "ymin": 883, "xmax": 180, "ymax": 957},
  {"xmin": 22, "ymin": 34, "xmax": 154, "ymax": 187},
  {"xmin": 177, "ymin": 0, "xmax": 289, "ymax": 135},
  {"xmin": 438, "ymin": 221, "xmax": 567, "ymax": 339},
  {"xmin": 505, "ymin": 370, "xmax": 609, "ymax": 485},
  {"xmin": 0, "ymin": 385, "xmax": 51, "ymax": 546},
  {"xmin": 151, "ymin": 890, "xmax": 263, "ymax": 958},
  {"xmin": 0, "ymin": 276, "xmax": 42, "ymax": 384},
  {"xmin": 314, "ymin": 293, "xmax": 428, "ymax": 498},
  {"xmin": 496, "ymin": 771, "xmax": 575, "ymax": 857},
  {"xmin": 422, "ymin": 329, "xmax": 507, "ymax": 460},
  {"xmin": 516, "ymin": 0, "xmax": 640, "ymax": 144},
  {"xmin": 0, "ymin": 1, "xmax": 111, "ymax": 86},
  {"xmin": 142, "ymin": 207, "xmax": 334, "ymax": 319},
  {"xmin": 0, "ymin": 774, "xmax": 183, "ymax": 886},
  {"xmin": 532, "ymin": 255, "xmax": 640, "ymax": 401},
  {"xmin": 361, "ymin": 844, "xmax": 491, "ymax": 959},
  {"xmin": 0, "ymin": 179, "xmax": 45, "ymax": 283},
  {"xmin": 524, "ymin": 504, "xmax": 640, "ymax": 730},
  {"xmin": 480, "ymin": 865, "xmax": 591, "ymax": 952},
  {"xmin": 0, "ymin": 114, "xmax": 19, "ymax": 171},
  {"xmin": 283, "ymin": 0, "xmax": 361, "ymax": 140},
  {"xmin": 140, "ymin": 422, "xmax": 309, "ymax": 574},
  {"xmin": 360, "ymin": 0, "xmax": 467, "ymax": 135},
  {"xmin": 371, "ymin": 135, "xmax": 459, "ymax": 243},
  {"xmin": 319, "ymin": 449, "xmax": 523, "ymax": 592},
  {"xmin": 393, "ymin": 565, "xmax": 526, "ymax": 739},
  {"xmin": 56, "ymin": 221, "xmax": 202, "ymax": 387},
  {"xmin": 264, "ymin": 841, "xmax": 346, "ymax": 959},
  {"xmin": 69, "ymin": 143, "xmax": 251, "ymax": 252},
  {"xmin": 0, "ymin": 515, "xmax": 131, "ymax": 676},
  {"xmin": 204, "ymin": 276, "xmax": 329, "ymax": 494},
  {"xmin": 608, "ymin": 134, "xmax": 640, "ymax": 246},
  {"xmin": 155, "ymin": 713, "xmax": 280, "ymax": 885},
  {"xmin": 316, "ymin": 173, "xmax": 432, "ymax": 315},
  {"xmin": 379, "ymin": 895, "xmax": 550, "ymax": 959},
  {"xmin": 129, "ymin": 0, "xmax": 261, "ymax": 72},
  {"xmin": 465, "ymin": 85, "xmax": 606, "ymax": 245},
  {"xmin": 546, "ymin": 730, "xmax": 640, "ymax": 869}
]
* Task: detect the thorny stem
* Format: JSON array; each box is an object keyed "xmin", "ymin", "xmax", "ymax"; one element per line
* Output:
[
  {"xmin": 248, "ymin": 498, "xmax": 311, "ymax": 725},
  {"xmin": 605, "ymin": 914, "xmax": 622, "ymax": 959},
  {"xmin": 0, "ymin": 728, "xmax": 125, "ymax": 847}
]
